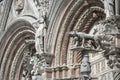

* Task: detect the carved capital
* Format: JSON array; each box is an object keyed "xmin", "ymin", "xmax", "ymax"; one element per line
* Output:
[{"xmin": 61, "ymin": 65, "xmax": 68, "ymax": 71}]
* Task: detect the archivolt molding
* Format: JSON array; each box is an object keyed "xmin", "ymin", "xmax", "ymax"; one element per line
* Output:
[
  {"xmin": 52, "ymin": 0, "xmax": 104, "ymax": 68},
  {"xmin": 74, "ymin": 6, "xmax": 104, "ymax": 32},
  {"xmin": 0, "ymin": 19, "xmax": 35, "ymax": 80},
  {"xmin": 54, "ymin": 0, "xmax": 86, "ymax": 67},
  {"xmin": 60, "ymin": 3, "xmax": 104, "ymax": 66},
  {"xmin": 9, "ymin": 44, "xmax": 26, "ymax": 80},
  {"xmin": 3, "ymin": 31, "xmax": 33, "ymax": 80},
  {"xmin": 0, "ymin": 20, "xmax": 34, "ymax": 64}
]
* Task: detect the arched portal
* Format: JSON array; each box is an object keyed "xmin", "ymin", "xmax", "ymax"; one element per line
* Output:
[
  {"xmin": 0, "ymin": 19, "xmax": 35, "ymax": 80},
  {"xmin": 46, "ymin": 0, "xmax": 105, "ymax": 79}
]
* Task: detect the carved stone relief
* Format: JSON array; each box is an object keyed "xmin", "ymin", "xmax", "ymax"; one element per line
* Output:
[
  {"xmin": 34, "ymin": 15, "xmax": 47, "ymax": 55},
  {"xmin": 14, "ymin": 0, "xmax": 24, "ymax": 15},
  {"xmin": 104, "ymin": 0, "xmax": 114, "ymax": 18},
  {"xmin": 22, "ymin": 50, "xmax": 45, "ymax": 80},
  {"xmin": 69, "ymin": 14, "xmax": 120, "ymax": 80},
  {"xmin": 104, "ymin": 0, "xmax": 120, "ymax": 18}
]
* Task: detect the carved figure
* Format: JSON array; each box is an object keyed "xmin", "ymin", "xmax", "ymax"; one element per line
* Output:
[
  {"xmin": 80, "ymin": 52, "xmax": 91, "ymax": 79},
  {"xmin": 94, "ymin": 23, "xmax": 117, "ymax": 48},
  {"xmin": 104, "ymin": 0, "xmax": 115, "ymax": 18},
  {"xmin": 35, "ymin": 16, "xmax": 47, "ymax": 55},
  {"xmin": 15, "ymin": 0, "xmax": 24, "ymax": 14},
  {"xmin": 104, "ymin": 0, "xmax": 120, "ymax": 18},
  {"xmin": 81, "ymin": 60, "xmax": 91, "ymax": 73},
  {"xmin": 35, "ymin": 23, "xmax": 44, "ymax": 54},
  {"xmin": 69, "ymin": 31, "xmax": 102, "ymax": 49}
]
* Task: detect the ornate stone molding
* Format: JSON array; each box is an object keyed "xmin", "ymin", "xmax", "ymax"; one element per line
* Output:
[
  {"xmin": 52, "ymin": 0, "xmax": 104, "ymax": 68},
  {"xmin": 0, "ymin": 0, "xmax": 13, "ymax": 32}
]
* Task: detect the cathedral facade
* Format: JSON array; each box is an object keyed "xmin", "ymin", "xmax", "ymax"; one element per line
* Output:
[{"xmin": 0, "ymin": 0, "xmax": 120, "ymax": 80}]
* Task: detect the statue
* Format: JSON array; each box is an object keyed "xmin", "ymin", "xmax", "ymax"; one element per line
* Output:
[
  {"xmin": 80, "ymin": 52, "xmax": 91, "ymax": 80},
  {"xmin": 15, "ymin": 0, "xmax": 24, "ymax": 14},
  {"xmin": 69, "ymin": 31, "xmax": 102, "ymax": 50},
  {"xmin": 81, "ymin": 59, "xmax": 91, "ymax": 74},
  {"xmin": 35, "ymin": 15, "xmax": 47, "ymax": 55},
  {"xmin": 104, "ymin": 0, "xmax": 120, "ymax": 18},
  {"xmin": 35, "ymin": 23, "xmax": 44, "ymax": 54},
  {"xmin": 104, "ymin": 0, "xmax": 115, "ymax": 18}
]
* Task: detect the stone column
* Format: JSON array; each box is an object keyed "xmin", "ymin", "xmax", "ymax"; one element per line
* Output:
[
  {"xmin": 68, "ymin": 66, "xmax": 74, "ymax": 78},
  {"xmin": 55, "ymin": 67, "xmax": 60, "ymax": 79},
  {"xmin": 52, "ymin": 68, "xmax": 56, "ymax": 80},
  {"xmin": 62, "ymin": 66, "xmax": 68, "ymax": 79},
  {"xmin": 75, "ymin": 64, "xmax": 81, "ymax": 78}
]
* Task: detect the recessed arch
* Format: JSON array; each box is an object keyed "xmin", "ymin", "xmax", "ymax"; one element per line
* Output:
[
  {"xmin": 0, "ymin": 19, "xmax": 35, "ymax": 80},
  {"xmin": 48, "ymin": 0, "xmax": 104, "ymax": 66},
  {"xmin": 46, "ymin": 0, "xmax": 105, "ymax": 79}
]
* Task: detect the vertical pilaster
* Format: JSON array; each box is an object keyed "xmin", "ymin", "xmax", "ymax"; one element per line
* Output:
[
  {"xmin": 52, "ymin": 68, "xmax": 56, "ymax": 80},
  {"xmin": 68, "ymin": 67, "xmax": 74, "ymax": 78},
  {"xmin": 75, "ymin": 64, "xmax": 80, "ymax": 78},
  {"xmin": 62, "ymin": 66, "xmax": 68, "ymax": 79},
  {"xmin": 55, "ymin": 67, "xmax": 60, "ymax": 79}
]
